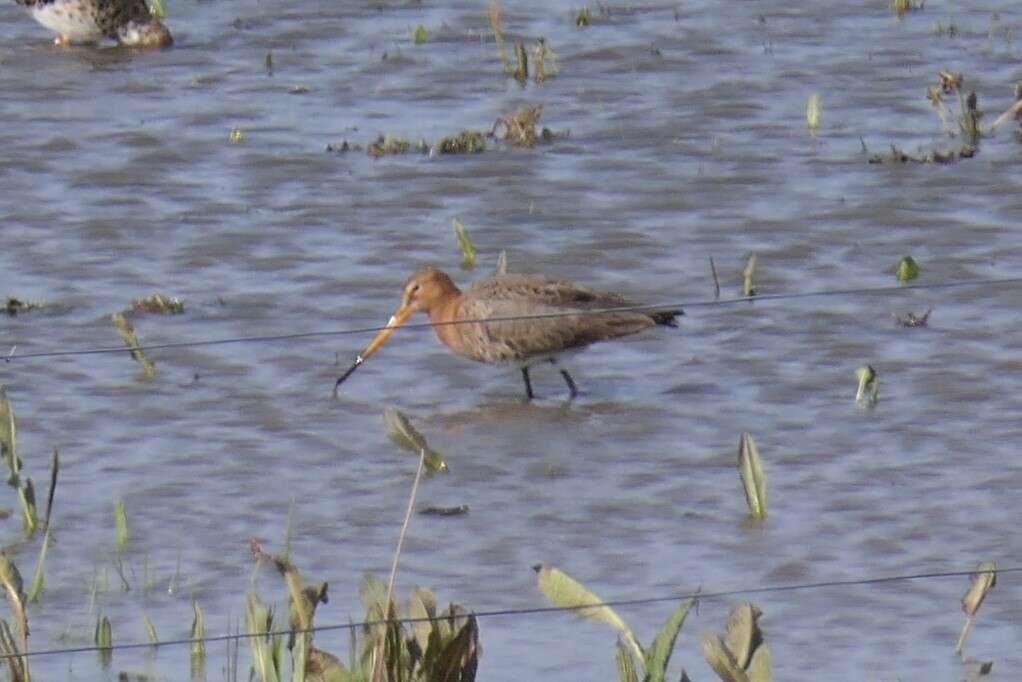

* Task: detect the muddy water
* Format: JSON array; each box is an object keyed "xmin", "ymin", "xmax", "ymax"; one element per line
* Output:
[{"xmin": 2, "ymin": 0, "xmax": 1022, "ymax": 679}]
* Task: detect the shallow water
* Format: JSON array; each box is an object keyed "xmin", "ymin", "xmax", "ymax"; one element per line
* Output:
[{"xmin": 2, "ymin": 0, "xmax": 1022, "ymax": 680}]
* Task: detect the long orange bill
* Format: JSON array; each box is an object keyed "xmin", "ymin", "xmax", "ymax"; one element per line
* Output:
[{"xmin": 333, "ymin": 306, "xmax": 414, "ymax": 397}]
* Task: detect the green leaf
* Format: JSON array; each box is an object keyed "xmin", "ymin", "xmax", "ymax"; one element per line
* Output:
[
  {"xmin": 643, "ymin": 596, "xmax": 696, "ymax": 682},
  {"xmin": 27, "ymin": 526, "xmax": 51, "ymax": 602},
  {"xmin": 413, "ymin": 25, "xmax": 428, "ymax": 44},
  {"xmin": 895, "ymin": 256, "xmax": 919, "ymax": 282},
  {"xmin": 114, "ymin": 499, "xmax": 129, "ymax": 552},
  {"xmin": 453, "ymin": 218, "xmax": 477, "ymax": 269},
  {"xmin": 409, "ymin": 586, "xmax": 437, "ymax": 656},
  {"xmin": 854, "ymin": 365, "xmax": 878, "ymax": 406},
  {"xmin": 143, "ymin": 613, "xmax": 159, "ymax": 645},
  {"xmin": 806, "ymin": 93, "xmax": 820, "ymax": 132},
  {"xmin": 700, "ymin": 632, "xmax": 749, "ymax": 682},
  {"xmin": 533, "ymin": 563, "xmax": 643, "ymax": 663},
  {"xmin": 191, "ymin": 601, "xmax": 206, "ymax": 658},
  {"xmin": 737, "ymin": 433, "xmax": 767, "ymax": 519},
  {"xmin": 0, "ymin": 385, "xmax": 20, "ymax": 487},
  {"xmin": 615, "ymin": 639, "xmax": 640, "ymax": 682},
  {"xmin": 723, "ymin": 602, "xmax": 760, "ymax": 670},
  {"xmin": 742, "ymin": 254, "xmax": 758, "ymax": 297},
  {"xmin": 18, "ymin": 478, "xmax": 36, "ymax": 533},
  {"xmin": 246, "ymin": 592, "xmax": 281, "ymax": 682},
  {"xmin": 383, "ymin": 406, "xmax": 448, "ymax": 473},
  {"xmin": 746, "ymin": 643, "xmax": 772, "ymax": 682}
]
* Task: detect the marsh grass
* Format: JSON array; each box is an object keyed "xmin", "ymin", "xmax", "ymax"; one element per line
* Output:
[{"xmin": 534, "ymin": 563, "xmax": 695, "ymax": 682}]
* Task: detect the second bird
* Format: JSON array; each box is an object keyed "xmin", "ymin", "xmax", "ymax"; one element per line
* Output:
[{"xmin": 334, "ymin": 267, "xmax": 681, "ymax": 400}]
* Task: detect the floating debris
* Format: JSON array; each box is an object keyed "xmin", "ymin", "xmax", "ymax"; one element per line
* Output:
[
  {"xmin": 855, "ymin": 365, "xmax": 878, "ymax": 406},
  {"xmin": 494, "ymin": 105, "xmax": 543, "ymax": 147},
  {"xmin": 228, "ymin": 127, "xmax": 244, "ymax": 144},
  {"xmin": 737, "ymin": 433, "xmax": 767, "ymax": 520},
  {"xmin": 289, "ymin": 85, "xmax": 310, "ymax": 95},
  {"xmin": 895, "ymin": 308, "xmax": 932, "ymax": 327},
  {"xmin": 495, "ymin": 250, "xmax": 508, "ymax": 275},
  {"xmin": 325, "ymin": 140, "xmax": 361, "ymax": 154},
  {"xmin": 418, "ymin": 504, "xmax": 469, "ymax": 516},
  {"xmin": 434, "ymin": 130, "xmax": 487, "ymax": 154},
  {"xmin": 264, "ymin": 50, "xmax": 273, "ymax": 76},
  {"xmin": 453, "ymin": 218, "xmax": 477, "ymax": 269},
  {"xmin": 413, "ymin": 24, "xmax": 428, "ymax": 45},
  {"xmin": 576, "ymin": 7, "xmax": 591, "ymax": 26},
  {"xmin": 956, "ymin": 561, "xmax": 997, "ymax": 657},
  {"xmin": 4, "ymin": 298, "xmax": 42, "ymax": 316},
  {"xmin": 868, "ymin": 143, "xmax": 976, "ymax": 164},
  {"xmin": 131, "ymin": 293, "xmax": 183, "ymax": 315},
  {"xmin": 896, "ymin": 255, "xmax": 919, "ymax": 282}
]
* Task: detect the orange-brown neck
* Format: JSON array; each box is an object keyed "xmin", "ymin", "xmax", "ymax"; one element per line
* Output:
[{"xmin": 428, "ymin": 292, "xmax": 467, "ymax": 353}]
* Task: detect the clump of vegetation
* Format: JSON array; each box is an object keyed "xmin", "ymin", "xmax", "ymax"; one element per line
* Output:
[
  {"xmin": 493, "ymin": 105, "xmax": 544, "ymax": 147},
  {"xmin": 534, "ymin": 563, "xmax": 697, "ymax": 681},
  {"xmin": 435, "ymin": 130, "xmax": 487, "ymax": 154},
  {"xmin": 894, "ymin": 308, "xmax": 932, "ymax": 327},
  {"xmin": 0, "ymin": 553, "xmax": 29, "ymax": 681},
  {"xmin": 131, "ymin": 293, "xmax": 184, "ymax": 315},
  {"xmin": 4, "ymin": 298, "xmax": 44, "ymax": 316},
  {"xmin": 248, "ymin": 542, "xmax": 479, "ymax": 682},
  {"xmin": 368, "ymin": 134, "xmax": 414, "ymax": 157},
  {"xmin": 891, "ymin": 0, "xmax": 924, "ymax": 18}
]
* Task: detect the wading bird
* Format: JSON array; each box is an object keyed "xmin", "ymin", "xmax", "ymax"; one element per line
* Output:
[
  {"xmin": 14, "ymin": 0, "xmax": 172, "ymax": 47},
  {"xmin": 334, "ymin": 267, "xmax": 681, "ymax": 400}
]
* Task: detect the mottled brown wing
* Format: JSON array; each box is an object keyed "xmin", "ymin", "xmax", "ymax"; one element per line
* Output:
[
  {"xmin": 465, "ymin": 274, "xmax": 635, "ymax": 310},
  {"xmin": 454, "ymin": 297, "xmax": 656, "ymax": 363},
  {"xmin": 95, "ymin": 0, "xmax": 153, "ymax": 36}
]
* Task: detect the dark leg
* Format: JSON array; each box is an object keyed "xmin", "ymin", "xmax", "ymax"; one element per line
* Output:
[
  {"xmin": 559, "ymin": 369, "xmax": 579, "ymax": 399},
  {"xmin": 521, "ymin": 367, "xmax": 535, "ymax": 400}
]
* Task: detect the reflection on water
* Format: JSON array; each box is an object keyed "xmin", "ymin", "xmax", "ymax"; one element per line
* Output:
[{"xmin": 1, "ymin": 0, "xmax": 1022, "ymax": 680}]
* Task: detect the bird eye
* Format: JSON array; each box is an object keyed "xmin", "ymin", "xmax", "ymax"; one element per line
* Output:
[{"xmin": 410, "ymin": 284, "xmax": 421, "ymax": 295}]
